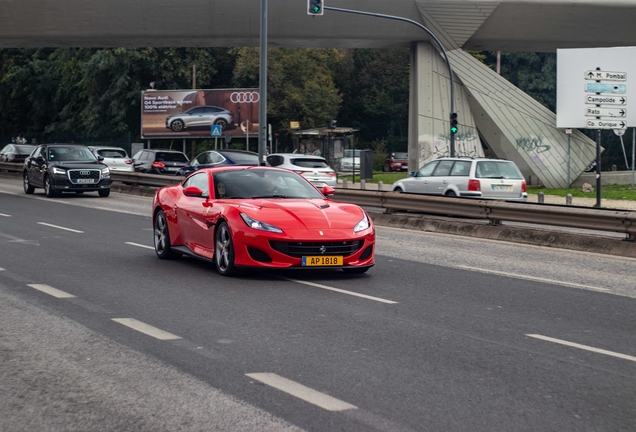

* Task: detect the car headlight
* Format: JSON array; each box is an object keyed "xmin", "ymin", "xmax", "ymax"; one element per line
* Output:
[
  {"xmin": 52, "ymin": 167, "xmax": 66, "ymax": 175},
  {"xmin": 240, "ymin": 213, "xmax": 283, "ymax": 233},
  {"xmin": 101, "ymin": 167, "xmax": 110, "ymax": 178},
  {"xmin": 354, "ymin": 212, "xmax": 370, "ymax": 232}
]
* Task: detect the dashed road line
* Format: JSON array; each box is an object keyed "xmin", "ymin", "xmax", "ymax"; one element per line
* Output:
[
  {"xmin": 37, "ymin": 222, "xmax": 84, "ymax": 233},
  {"xmin": 125, "ymin": 242, "xmax": 155, "ymax": 250},
  {"xmin": 112, "ymin": 318, "xmax": 182, "ymax": 340},
  {"xmin": 27, "ymin": 284, "xmax": 76, "ymax": 298},
  {"xmin": 527, "ymin": 334, "xmax": 636, "ymax": 362},
  {"xmin": 279, "ymin": 277, "xmax": 397, "ymax": 304},
  {"xmin": 0, "ymin": 213, "xmax": 10, "ymax": 217},
  {"xmin": 246, "ymin": 373, "xmax": 358, "ymax": 411},
  {"xmin": 456, "ymin": 265, "xmax": 610, "ymax": 293}
]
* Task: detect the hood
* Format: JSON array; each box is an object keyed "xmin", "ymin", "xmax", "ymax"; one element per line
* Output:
[
  {"xmin": 52, "ymin": 161, "xmax": 106, "ymax": 169},
  {"xmin": 235, "ymin": 199, "xmax": 368, "ymax": 234}
]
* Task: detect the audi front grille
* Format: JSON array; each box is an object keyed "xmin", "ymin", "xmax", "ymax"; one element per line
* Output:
[
  {"xmin": 68, "ymin": 169, "xmax": 101, "ymax": 182},
  {"xmin": 270, "ymin": 240, "xmax": 363, "ymax": 258}
]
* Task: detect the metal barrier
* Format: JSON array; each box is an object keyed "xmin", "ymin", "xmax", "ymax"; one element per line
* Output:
[
  {"xmin": 2, "ymin": 162, "xmax": 635, "ymax": 239},
  {"xmin": 332, "ymin": 189, "xmax": 636, "ymax": 238}
]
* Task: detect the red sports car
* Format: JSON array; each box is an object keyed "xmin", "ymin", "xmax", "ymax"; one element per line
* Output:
[{"xmin": 152, "ymin": 166, "xmax": 375, "ymax": 276}]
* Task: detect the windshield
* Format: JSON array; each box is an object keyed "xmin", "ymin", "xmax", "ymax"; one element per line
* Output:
[
  {"xmin": 392, "ymin": 152, "xmax": 408, "ymax": 160},
  {"xmin": 213, "ymin": 168, "xmax": 324, "ymax": 199},
  {"xmin": 228, "ymin": 152, "xmax": 259, "ymax": 163},
  {"xmin": 156, "ymin": 152, "xmax": 188, "ymax": 163},
  {"xmin": 344, "ymin": 149, "xmax": 362, "ymax": 158},
  {"xmin": 16, "ymin": 145, "xmax": 36, "ymax": 154},
  {"xmin": 48, "ymin": 146, "xmax": 97, "ymax": 162}
]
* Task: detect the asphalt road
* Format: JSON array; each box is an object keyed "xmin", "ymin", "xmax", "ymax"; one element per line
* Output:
[{"xmin": 1, "ymin": 178, "xmax": 636, "ymax": 431}]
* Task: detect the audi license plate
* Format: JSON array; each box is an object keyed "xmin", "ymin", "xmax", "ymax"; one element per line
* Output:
[
  {"xmin": 75, "ymin": 178, "xmax": 95, "ymax": 184},
  {"xmin": 492, "ymin": 185, "xmax": 512, "ymax": 191},
  {"xmin": 302, "ymin": 256, "xmax": 343, "ymax": 266}
]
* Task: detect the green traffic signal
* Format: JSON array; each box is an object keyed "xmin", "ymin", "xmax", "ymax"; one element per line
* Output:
[
  {"xmin": 450, "ymin": 125, "xmax": 458, "ymax": 134},
  {"xmin": 450, "ymin": 112, "xmax": 458, "ymax": 134},
  {"xmin": 313, "ymin": 6, "xmax": 321, "ymax": 12}
]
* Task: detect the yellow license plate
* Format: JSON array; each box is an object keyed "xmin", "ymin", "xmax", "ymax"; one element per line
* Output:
[{"xmin": 302, "ymin": 255, "xmax": 343, "ymax": 266}]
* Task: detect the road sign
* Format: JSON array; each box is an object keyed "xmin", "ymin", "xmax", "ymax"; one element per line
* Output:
[
  {"xmin": 584, "ymin": 70, "xmax": 627, "ymax": 81},
  {"xmin": 585, "ymin": 94, "xmax": 626, "ymax": 105},
  {"xmin": 585, "ymin": 107, "xmax": 626, "ymax": 117},
  {"xmin": 585, "ymin": 119, "xmax": 627, "ymax": 129},
  {"xmin": 290, "ymin": 121, "xmax": 300, "ymax": 129},
  {"xmin": 211, "ymin": 125, "xmax": 222, "ymax": 137},
  {"xmin": 240, "ymin": 120, "xmax": 253, "ymax": 133},
  {"xmin": 586, "ymin": 82, "xmax": 627, "ymax": 94}
]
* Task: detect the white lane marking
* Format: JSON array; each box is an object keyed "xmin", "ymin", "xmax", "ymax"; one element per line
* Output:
[
  {"xmin": 456, "ymin": 265, "xmax": 610, "ymax": 293},
  {"xmin": 279, "ymin": 277, "xmax": 397, "ymax": 304},
  {"xmin": 27, "ymin": 284, "xmax": 75, "ymax": 299},
  {"xmin": 37, "ymin": 222, "xmax": 84, "ymax": 233},
  {"xmin": 112, "ymin": 318, "xmax": 182, "ymax": 340},
  {"xmin": 0, "ymin": 267, "xmax": 5, "ymax": 271},
  {"xmin": 246, "ymin": 373, "xmax": 358, "ymax": 411},
  {"xmin": 126, "ymin": 242, "xmax": 155, "ymax": 250},
  {"xmin": 0, "ymin": 213, "xmax": 10, "ymax": 217},
  {"xmin": 527, "ymin": 334, "xmax": 636, "ymax": 362}
]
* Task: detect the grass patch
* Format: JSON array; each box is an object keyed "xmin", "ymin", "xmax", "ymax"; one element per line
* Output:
[
  {"xmin": 341, "ymin": 172, "xmax": 409, "ymax": 184},
  {"xmin": 528, "ymin": 184, "xmax": 636, "ymax": 201}
]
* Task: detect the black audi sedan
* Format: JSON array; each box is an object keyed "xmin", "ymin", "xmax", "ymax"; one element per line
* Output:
[{"xmin": 23, "ymin": 144, "xmax": 111, "ymax": 197}]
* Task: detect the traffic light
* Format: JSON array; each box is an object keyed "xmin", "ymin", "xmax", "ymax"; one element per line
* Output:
[
  {"xmin": 308, "ymin": 0, "xmax": 324, "ymax": 15},
  {"xmin": 329, "ymin": 119, "xmax": 337, "ymax": 129},
  {"xmin": 450, "ymin": 113, "xmax": 458, "ymax": 134}
]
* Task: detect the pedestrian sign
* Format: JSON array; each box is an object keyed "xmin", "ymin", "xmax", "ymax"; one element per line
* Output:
[{"xmin": 211, "ymin": 125, "xmax": 222, "ymax": 137}]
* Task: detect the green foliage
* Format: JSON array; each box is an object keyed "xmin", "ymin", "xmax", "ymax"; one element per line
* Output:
[
  {"xmin": 528, "ymin": 184, "xmax": 636, "ymax": 201},
  {"xmin": 370, "ymin": 139, "xmax": 388, "ymax": 171}
]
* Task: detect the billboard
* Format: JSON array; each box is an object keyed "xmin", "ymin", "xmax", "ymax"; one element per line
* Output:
[{"xmin": 141, "ymin": 89, "xmax": 259, "ymax": 139}]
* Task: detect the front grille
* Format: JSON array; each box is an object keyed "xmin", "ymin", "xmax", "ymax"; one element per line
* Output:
[
  {"xmin": 68, "ymin": 169, "xmax": 101, "ymax": 182},
  {"xmin": 270, "ymin": 240, "xmax": 363, "ymax": 258}
]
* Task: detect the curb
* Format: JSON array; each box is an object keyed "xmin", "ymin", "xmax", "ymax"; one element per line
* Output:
[{"xmin": 369, "ymin": 211, "xmax": 636, "ymax": 259}]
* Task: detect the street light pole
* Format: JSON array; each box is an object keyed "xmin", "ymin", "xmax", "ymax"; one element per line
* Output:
[
  {"xmin": 324, "ymin": 6, "xmax": 456, "ymax": 156},
  {"xmin": 258, "ymin": 0, "xmax": 268, "ymax": 165}
]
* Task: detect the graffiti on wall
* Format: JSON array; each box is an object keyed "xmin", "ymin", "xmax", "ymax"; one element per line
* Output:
[
  {"xmin": 432, "ymin": 131, "xmax": 481, "ymax": 158},
  {"xmin": 516, "ymin": 136, "xmax": 551, "ymax": 154}
]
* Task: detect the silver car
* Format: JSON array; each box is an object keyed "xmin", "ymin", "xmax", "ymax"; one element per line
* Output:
[
  {"xmin": 266, "ymin": 153, "xmax": 338, "ymax": 187},
  {"xmin": 392, "ymin": 157, "xmax": 528, "ymax": 201},
  {"xmin": 165, "ymin": 105, "xmax": 234, "ymax": 132},
  {"xmin": 88, "ymin": 146, "xmax": 134, "ymax": 173}
]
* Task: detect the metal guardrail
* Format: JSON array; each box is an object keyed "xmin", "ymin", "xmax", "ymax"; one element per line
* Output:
[
  {"xmin": 2, "ymin": 161, "xmax": 634, "ymax": 239},
  {"xmin": 332, "ymin": 189, "xmax": 636, "ymax": 238}
]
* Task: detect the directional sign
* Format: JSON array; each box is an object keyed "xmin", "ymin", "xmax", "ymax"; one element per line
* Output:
[
  {"xmin": 585, "ymin": 119, "xmax": 627, "ymax": 129},
  {"xmin": 585, "ymin": 94, "xmax": 627, "ymax": 105},
  {"xmin": 585, "ymin": 107, "xmax": 626, "ymax": 117},
  {"xmin": 584, "ymin": 70, "xmax": 627, "ymax": 81},
  {"xmin": 586, "ymin": 82, "xmax": 627, "ymax": 94},
  {"xmin": 211, "ymin": 125, "xmax": 222, "ymax": 137}
]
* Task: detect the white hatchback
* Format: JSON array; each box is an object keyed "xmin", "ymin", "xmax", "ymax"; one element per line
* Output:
[
  {"xmin": 392, "ymin": 157, "xmax": 528, "ymax": 201},
  {"xmin": 266, "ymin": 153, "xmax": 338, "ymax": 187},
  {"xmin": 88, "ymin": 146, "xmax": 135, "ymax": 173}
]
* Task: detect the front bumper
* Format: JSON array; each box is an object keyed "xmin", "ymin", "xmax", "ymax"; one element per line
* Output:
[{"xmin": 51, "ymin": 175, "xmax": 111, "ymax": 192}]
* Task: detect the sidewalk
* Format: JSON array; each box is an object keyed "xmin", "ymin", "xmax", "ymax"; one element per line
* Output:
[{"xmin": 337, "ymin": 179, "xmax": 636, "ymax": 211}]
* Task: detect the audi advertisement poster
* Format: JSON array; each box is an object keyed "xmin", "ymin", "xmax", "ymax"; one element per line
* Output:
[{"xmin": 141, "ymin": 89, "xmax": 260, "ymax": 139}]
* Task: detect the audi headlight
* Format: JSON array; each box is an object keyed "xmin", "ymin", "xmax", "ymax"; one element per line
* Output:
[
  {"xmin": 240, "ymin": 213, "xmax": 283, "ymax": 233},
  {"xmin": 52, "ymin": 167, "xmax": 66, "ymax": 175},
  {"xmin": 354, "ymin": 212, "xmax": 370, "ymax": 233},
  {"xmin": 101, "ymin": 167, "xmax": 110, "ymax": 178}
]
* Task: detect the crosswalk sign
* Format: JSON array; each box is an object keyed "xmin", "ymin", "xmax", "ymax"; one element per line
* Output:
[{"xmin": 211, "ymin": 125, "xmax": 222, "ymax": 137}]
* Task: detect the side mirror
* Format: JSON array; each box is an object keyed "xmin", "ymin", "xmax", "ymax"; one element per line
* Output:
[
  {"xmin": 409, "ymin": 171, "xmax": 416, "ymax": 177},
  {"xmin": 36, "ymin": 156, "xmax": 44, "ymax": 163},
  {"xmin": 322, "ymin": 185, "xmax": 335, "ymax": 196},
  {"xmin": 97, "ymin": 156, "xmax": 104, "ymax": 162},
  {"xmin": 183, "ymin": 186, "xmax": 204, "ymax": 197}
]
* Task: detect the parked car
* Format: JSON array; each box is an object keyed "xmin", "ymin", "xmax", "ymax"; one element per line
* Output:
[
  {"xmin": 0, "ymin": 144, "xmax": 36, "ymax": 163},
  {"xmin": 266, "ymin": 153, "xmax": 338, "ymax": 187},
  {"xmin": 23, "ymin": 143, "xmax": 111, "ymax": 197},
  {"xmin": 383, "ymin": 152, "xmax": 408, "ymax": 172},
  {"xmin": 177, "ymin": 149, "xmax": 259, "ymax": 176},
  {"xmin": 165, "ymin": 105, "xmax": 234, "ymax": 132},
  {"xmin": 152, "ymin": 166, "xmax": 374, "ymax": 276},
  {"xmin": 392, "ymin": 157, "xmax": 527, "ymax": 201},
  {"xmin": 132, "ymin": 149, "xmax": 189, "ymax": 175},
  {"xmin": 88, "ymin": 146, "xmax": 134, "ymax": 173},
  {"xmin": 337, "ymin": 149, "xmax": 361, "ymax": 172}
]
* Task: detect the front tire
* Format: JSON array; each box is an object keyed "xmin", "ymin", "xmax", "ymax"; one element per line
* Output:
[
  {"xmin": 170, "ymin": 119, "xmax": 185, "ymax": 132},
  {"xmin": 215, "ymin": 222, "xmax": 237, "ymax": 276},
  {"xmin": 98, "ymin": 189, "xmax": 110, "ymax": 197},
  {"xmin": 393, "ymin": 187, "xmax": 403, "ymax": 193},
  {"xmin": 23, "ymin": 172, "xmax": 34, "ymax": 194},
  {"xmin": 154, "ymin": 209, "xmax": 182, "ymax": 260},
  {"xmin": 44, "ymin": 175, "xmax": 56, "ymax": 198}
]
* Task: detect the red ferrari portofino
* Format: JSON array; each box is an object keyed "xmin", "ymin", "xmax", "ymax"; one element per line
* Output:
[{"xmin": 152, "ymin": 166, "xmax": 375, "ymax": 276}]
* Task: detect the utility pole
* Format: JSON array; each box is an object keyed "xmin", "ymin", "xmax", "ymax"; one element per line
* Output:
[{"xmin": 258, "ymin": 0, "xmax": 268, "ymax": 165}]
